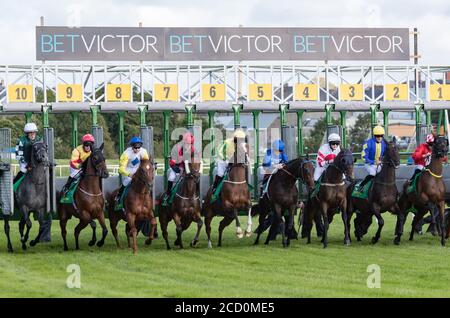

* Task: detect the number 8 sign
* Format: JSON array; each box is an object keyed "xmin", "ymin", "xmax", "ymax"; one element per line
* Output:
[{"xmin": 106, "ymin": 84, "xmax": 131, "ymax": 102}]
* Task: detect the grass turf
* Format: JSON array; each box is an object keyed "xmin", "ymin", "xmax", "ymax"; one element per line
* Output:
[{"xmin": 0, "ymin": 213, "xmax": 449, "ymax": 298}]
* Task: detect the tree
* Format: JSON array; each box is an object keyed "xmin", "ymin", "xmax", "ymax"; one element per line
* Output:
[
  {"xmin": 304, "ymin": 117, "xmax": 340, "ymax": 153},
  {"xmin": 348, "ymin": 113, "xmax": 371, "ymax": 152}
]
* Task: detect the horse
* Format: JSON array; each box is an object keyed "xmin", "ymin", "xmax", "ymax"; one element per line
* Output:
[
  {"xmin": 347, "ymin": 138, "xmax": 400, "ymax": 244},
  {"xmin": 57, "ymin": 143, "xmax": 109, "ymax": 250},
  {"xmin": 302, "ymin": 148, "xmax": 355, "ymax": 248},
  {"xmin": 107, "ymin": 158, "xmax": 155, "ymax": 254},
  {"xmin": 14, "ymin": 140, "xmax": 49, "ymax": 251},
  {"xmin": 202, "ymin": 140, "xmax": 252, "ymax": 248},
  {"xmin": 395, "ymin": 135, "xmax": 449, "ymax": 246},
  {"xmin": 159, "ymin": 160, "xmax": 202, "ymax": 250},
  {"xmin": 252, "ymin": 156, "xmax": 315, "ymax": 247}
]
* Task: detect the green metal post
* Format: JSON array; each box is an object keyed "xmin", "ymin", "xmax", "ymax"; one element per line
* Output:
[
  {"xmin": 339, "ymin": 110, "xmax": 347, "ymax": 148},
  {"xmin": 25, "ymin": 112, "xmax": 33, "ymax": 123},
  {"xmin": 71, "ymin": 112, "xmax": 79, "ymax": 148},
  {"xmin": 370, "ymin": 104, "xmax": 378, "ymax": 131},
  {"xmin": 138, "ymin": 105, "xmax": 147, "ymax": 127},
  {"xmin": 185, "ymin": 104, "xmax": 195, "ymax": 130},
  {"xmin": 252, "ymin": 110, "xmax": 260, "ymax": 199},
  {"xmin": 90, "ymin": 105, "xmax": 99, "ymax": 127},
  {"xmin": 232, "ymin": 104, "xmax": 242, "ymax": 129},
  {"xmin": 438, "ymin": 110, "xmax": 443, "ymax": 134},
  {"xmin": 279, "ymin": 104, "xmax": 288, "ymax": 141},
  {"xmin": 117, "ymin": 111, "xmax": 125, "ymax": 155},
  {"xmin": 297, "ymin": 110, "xmax": 304, "ymax": 156},
  {"xmin": 325, "ymin": 104, "xmax": 333, "ymax": 126},
  {"xmin": 163, "ymin": 111, "xmax": 171, "ymax": 188},
  {"xmin": 383, "ymin": 109, "xmax": 390, "ymax": 137},
  {"xmin": 415, "ymin": 104, "xmax": 423, "ymax": 146},
  {"xmin": 208, "ymin": 111, "xmax": 215, "ymax": 184},
  {"xmin": 42, "ymin": 106, "xmax": 50, "ymax": 129}
]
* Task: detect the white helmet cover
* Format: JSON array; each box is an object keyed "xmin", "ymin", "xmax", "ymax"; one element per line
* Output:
[
  {"xmin": 24, "ymin": 123, "xmax": 38, "ymax": 133},
  {"xmin": 328, "ymin": 133, "xmax": 341, "ymax": 142}
]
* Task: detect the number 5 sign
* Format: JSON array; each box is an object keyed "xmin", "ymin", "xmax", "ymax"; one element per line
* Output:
[{"xmin": 249, "ymin": 84, "xmax": 272, "ymax": 101}]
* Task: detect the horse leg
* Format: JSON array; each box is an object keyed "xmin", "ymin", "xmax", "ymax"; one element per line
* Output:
[
  {"xmin": 438, "ymin": 200, "xmax": 446, "ymax": 246},
  {"xmin": 4, "ymin": 215, "xmax": 13, "ymax": 253},
  {"xmin": 190, "ymin": 213, "xmax": 203, "ymax": 247},
  {"xmin": 173, "ymin": 214, "xmax": 183, "ymax": 249},
  {"xmin": 428, "ymin": 202, "xmax": 438, "ymax": 236},
  {"xmin": 371, "ymin": 204, "xmax": 384, "ymax": 244},
  {"xmin": 245, "ymin": 206, "xmax": 253, "ymax": 237},
  {"xmin": 74, "ymin": 218, "xmax": 89, "ymax": 250},
  {"xmin": 272, "ymin": 204, "xmax": 287, "ymax": 248},
  {"xmin": 285, "ymin": 205, "xmax": 296, "ymax": 247},
  {"xmin": 145, "ymin": 216, "xmax": 157, "ymax": 245},
  {"xmin": 30, "ymin": 212, "xmax": 46, "ymax": 247},
  {"xmin": 20, "ymin": 210, "xmax": 32, "ymax": 251},
  {"xmin": 320, "ymin": 203, "xmax": 329, "ymax": 248},
  {"xmin": 394, "ymin": 208, "xmax": 407, "ymax": 245},
  {"xmin": 18, "ymin": 216, "xmax": 25, "ymax": 243},
  {"xmin": 96, "ymin": 213, "xmax": 108, "ymax": 248},
  {"xmin": 109, "ymin": 212, "xmax": 121, "ymax": 248},
  {"xmin": 218, "ymin": 216, "xmax": 234, "ymax": 247},
  {"xmin": 125, "ymin": 223, "xmax": 131, "ymax": 248},
  {"xmin": 160, "ymin": 214, "xmax": 171, "ymax": 250},
  {"xmin": 253, "ymin": 213, "xmax": 265, "ymax": 245},
  {"xmin": 410, "ymin": 209, "xmax": 426, "ymax": 241},
  {"xmin": 88, "ymin": 220, "xmax": 97, "ymax": 247},
  {"xmin": 60, "ymin": 214, "xmax": 69, "ymax": 251},
  {"xmin": 127, "ymin": 214, "xmax": 138, "ymax": 254},
  {"xmin": 341, "ymin": 198, "xmax": 350, "ymax": 246},
  {"xmin": 234, "ymin": 209, "xmax": 244, "ymax": 239}
]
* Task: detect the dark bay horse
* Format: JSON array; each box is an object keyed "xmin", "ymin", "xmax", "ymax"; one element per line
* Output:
[
  {"xmin": 396, "ymin": 135, "xmax": 449, "ymax": 246},
  {"xmin": 14, "ymin": 140, "xmax": 49, "ymax": 251},
  {"xmin": 159, "ymin": 161, "xmax": 202, "ymax": 250},
  {"xmin": 57, "ymin": 144, "xmax": 109, "ymax": 250},
  {"xmin": 253, "ymin": 156, "xmax": 315, "ymax": 247},
  {"xmin": 107, "ymin": 159, "xmax": 155, "ymax": 254},
  {"xmin": 303, "ymin": 148, "xmax": 355, "ymax": 248},
  {"xmin": 203, "ymin": 141, "xmax": 252, "ymax": 247},
  {"xmin": 347, "ymin": 138, "xmax": 400, "ymax": 244}
]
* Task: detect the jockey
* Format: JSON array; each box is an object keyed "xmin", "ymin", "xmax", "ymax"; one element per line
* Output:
[
  {"xmin": 116, "ymin": 136, "xmax": 150, "ymax": 201},
  {"xmin": 14, "ymin": 122, "xmax": 42, "ymax": 183},
  {"xmin": 410, "ymin": 133, "xmax": 434, "ymax": 181},
  {"xmin": 62, "ymin": 134, "xmax": 95, "ymax": 193},
  {"xmin": 358, "ymin": 125, "xmax": 387, "ymax": 189},
  {"xmin": 313, "ymin": 133, "xmax": 341, "ymax": 182},
  {"xmin": 260, "ymin": 139, "xmax": 288, "ymax": 195},
  {"xmin": 165, "ymin": 131, "xmax": 196, "ymax": 197},
  {"xmin": 211, "ymin": 129, "xmax": 247, "ymax": 193}
]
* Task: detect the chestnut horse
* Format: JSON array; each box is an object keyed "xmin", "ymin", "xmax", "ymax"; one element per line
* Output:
[
  {"xmin": 107, "ymin": 159, "xmax": 155, "ymax": 254},
  {"xmin": 57, "ymin": 144, "xmax": 109, "ymax": 250},
  {"xmin": 396, "ymin": 135, "xmax": 449, "ymax": 246},
  {"xmin": 203, "ymin": 140, "xmax": 252, "ymax": 248},
  {"xmin": 159, "ymin": 161, "xmax": 202, "ymax": 249}
]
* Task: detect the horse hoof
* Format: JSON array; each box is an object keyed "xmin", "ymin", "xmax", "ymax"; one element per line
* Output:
[
  {"xmin": 245, "ymin": 230, "xmax": 253, "ymax": 238},
  {"xmin": 174, "ymin": 240, "xmax": 180, "ymax": 246},
  {"xmin": 22, "ymin": 244, "xmax": 27, "ymax": 251},
  {"xmin": 323, "ymin": 244, "xmax": 328, "ymax": 249},
  {"xmin": 96, "ymin": 241, "xmax": 104, "ymax": 248},
  {"xmin": 145, "ymin": 239, "xmax": 152, "ymax": 245},
  {"xmin": 8, "ymin": 248, "xmax": 13, "ymax": 253},
  {"xmin": 166, "ymin": 246, "xmax": 171, "ymax": 250},
  {"xmin": 236, "ymin": 232, "xmax": 244, "ymax": 239},
  {"xmin": 371, "ymin": 237, "xmax": 378, "ymax": 244},
  {"xmin": 207, "ymin": 241, "xmax": 212, "ymax": 249},
  {"xmin": 344, "ymin": 240, "xmax": 351, "ymax": 246},
  {"xmin": 29, "ymin": 240, "xmax": 36, "ymax": 247},
  {"xmin": 190, "ymin": 240, "xmax": 198, "ymax": 247},
  {"xmin": 88, "ymin": 240, "xmax": 96, "ymax": 247},
  {"xmin": 441, "ymin": 240, "xmax": 446, "ymax": 247},
  {"xmin": 394, "ymin": 238, "xmax": 400, "ymax": 245}
]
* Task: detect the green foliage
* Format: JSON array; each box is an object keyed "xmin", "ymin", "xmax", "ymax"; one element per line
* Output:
[
  {"xmin": 304, "ymin": 117, "xmax": 340, "ymax": 152},
  {"xmin": 349, "ymin": 113, "xmax": 372, "ymax": 152}
]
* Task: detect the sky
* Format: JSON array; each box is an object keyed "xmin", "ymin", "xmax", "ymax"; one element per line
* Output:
[{"xmin": 0, "ymin": 0, "xmax": 449, "ymax": 64}]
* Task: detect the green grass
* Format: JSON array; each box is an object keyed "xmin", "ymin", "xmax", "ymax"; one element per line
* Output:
[{"xmin": 0, "ymin": 213, "xmax": 449, "ymax": 298}]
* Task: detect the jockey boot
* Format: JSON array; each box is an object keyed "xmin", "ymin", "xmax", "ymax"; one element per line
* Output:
[
  {"xmin": 211, "ymin": 175, "xmax": 222, "ymax": 193},
  {"xmin": 358, "ymin": 175, "xmax": 374, "ymax": 190},
  {"xmin": 116, "ymin": 185, "xmax": 125, "ymax": 202},
  {"xmin": 13, "ymin": 171, "xmax": 24, "ymax": 184},
  {"xmin": 62, "ymin": 176, "xmax": 75, "ymax": 194},
  {"xmin": 409, "ymin": 169, "xmax": 421, "ymax": 182},
  {"xmin": 165, "ymin": 181, "xmax": 174, "ymax": 198}
]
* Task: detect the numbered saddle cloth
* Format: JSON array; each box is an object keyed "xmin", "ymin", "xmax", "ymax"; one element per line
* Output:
[
  {"xmin": 406, "ymin": 171, "xmax": 422, "ymax": 195},
  {"xmin": 114, "ymin": 185, "xmax": 131, "ymax": 212},
  {"xmin": 60, "ymin": 178, "xmax": 81, "ymax": 204},
  {"xmin": 13, "ymin": 174, "xmax": 26, "ymax": 193},
  {"xmin": 162, "ymin": 178, "xmax": 182, "ymax": 207}
]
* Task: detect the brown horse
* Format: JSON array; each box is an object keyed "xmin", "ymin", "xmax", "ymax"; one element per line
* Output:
[
  {"xmin": 203, "ymin": 141, "xmax": 252, "ymax": 248},
  {"xmin": 58, "ymin": 144, "xmax": 109, "ymax": 250},
  {"xmin": 303, "ymin": 148, "xmax": 355, "ymax": 248},
  {"xmin": 347, "ymin": 138, "xmax": 400, "ymax": 244},
  {"xmin": 396, "ymin": 135, "xmax": 449, "ymax": 246},
  {"xmin": 253, "ymin": 156, "xmax": 315, "ymax": 247},
  {"xmin": 107, "ymin": 159, "xmax": 155, "ymax": 254},
  {"xmin": 159, "ymin": 160, "xmax": 202, "ymax": 250}
]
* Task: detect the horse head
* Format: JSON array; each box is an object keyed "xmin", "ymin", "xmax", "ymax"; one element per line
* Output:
[
  {"xmin": 31, "ymin": 140, "xmax": 48, "ymax": 167},
  {"xmin": 334, "ymin": 148, "xmax": 355, "ymax": 182},
  {"xmin": 382, "ymin": 138, "xmax": 400, "ymax": 168},
  {"xmin": 298, "ymin": 157, "xmax": 315, "ymax": 190},
  {"xmin": 89, "ymin": 143, "xmax": 109, "ymax": 179},
  {"xmin": 433, "ymin": 136, "xmax": 449, "ymax": 159},
  {"xmin": 133, "ymin": 158, "xmax": 154, "ymax": 188}
]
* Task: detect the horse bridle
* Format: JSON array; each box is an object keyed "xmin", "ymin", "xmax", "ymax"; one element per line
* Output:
[
  {"xmin": 83, "ymin": 149, "xmax": 107, "ymax": 177},
  {"xmin": 175, "ymin": 170, "xmax": 200, "ymax": 200},
  {"xmin": 280, "ymin": 159, "xmax": 314, "ymax": 185}
]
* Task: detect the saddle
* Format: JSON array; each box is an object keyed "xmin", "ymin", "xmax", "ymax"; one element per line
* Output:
[
  {"xmin": 406, "ymin": 171, "xmax": 422, "ymax": 195},
  {"xmin": 351, "ymin": 179, "xmax": 374, "ymax": 200},
  {"xmin": 162, "ymin": 178, "xmax": 182, "ymax": 207},
  {"xmin": 13, "ymin": 174, "xmax": 26, "ymax": 193},
  {"xmin": 114, "ymin": 185, "xmax": 131, "ymax": 212},
  {"xmin": 60, "ymin": 178, "xmax": 81, "ymax": 204}
]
